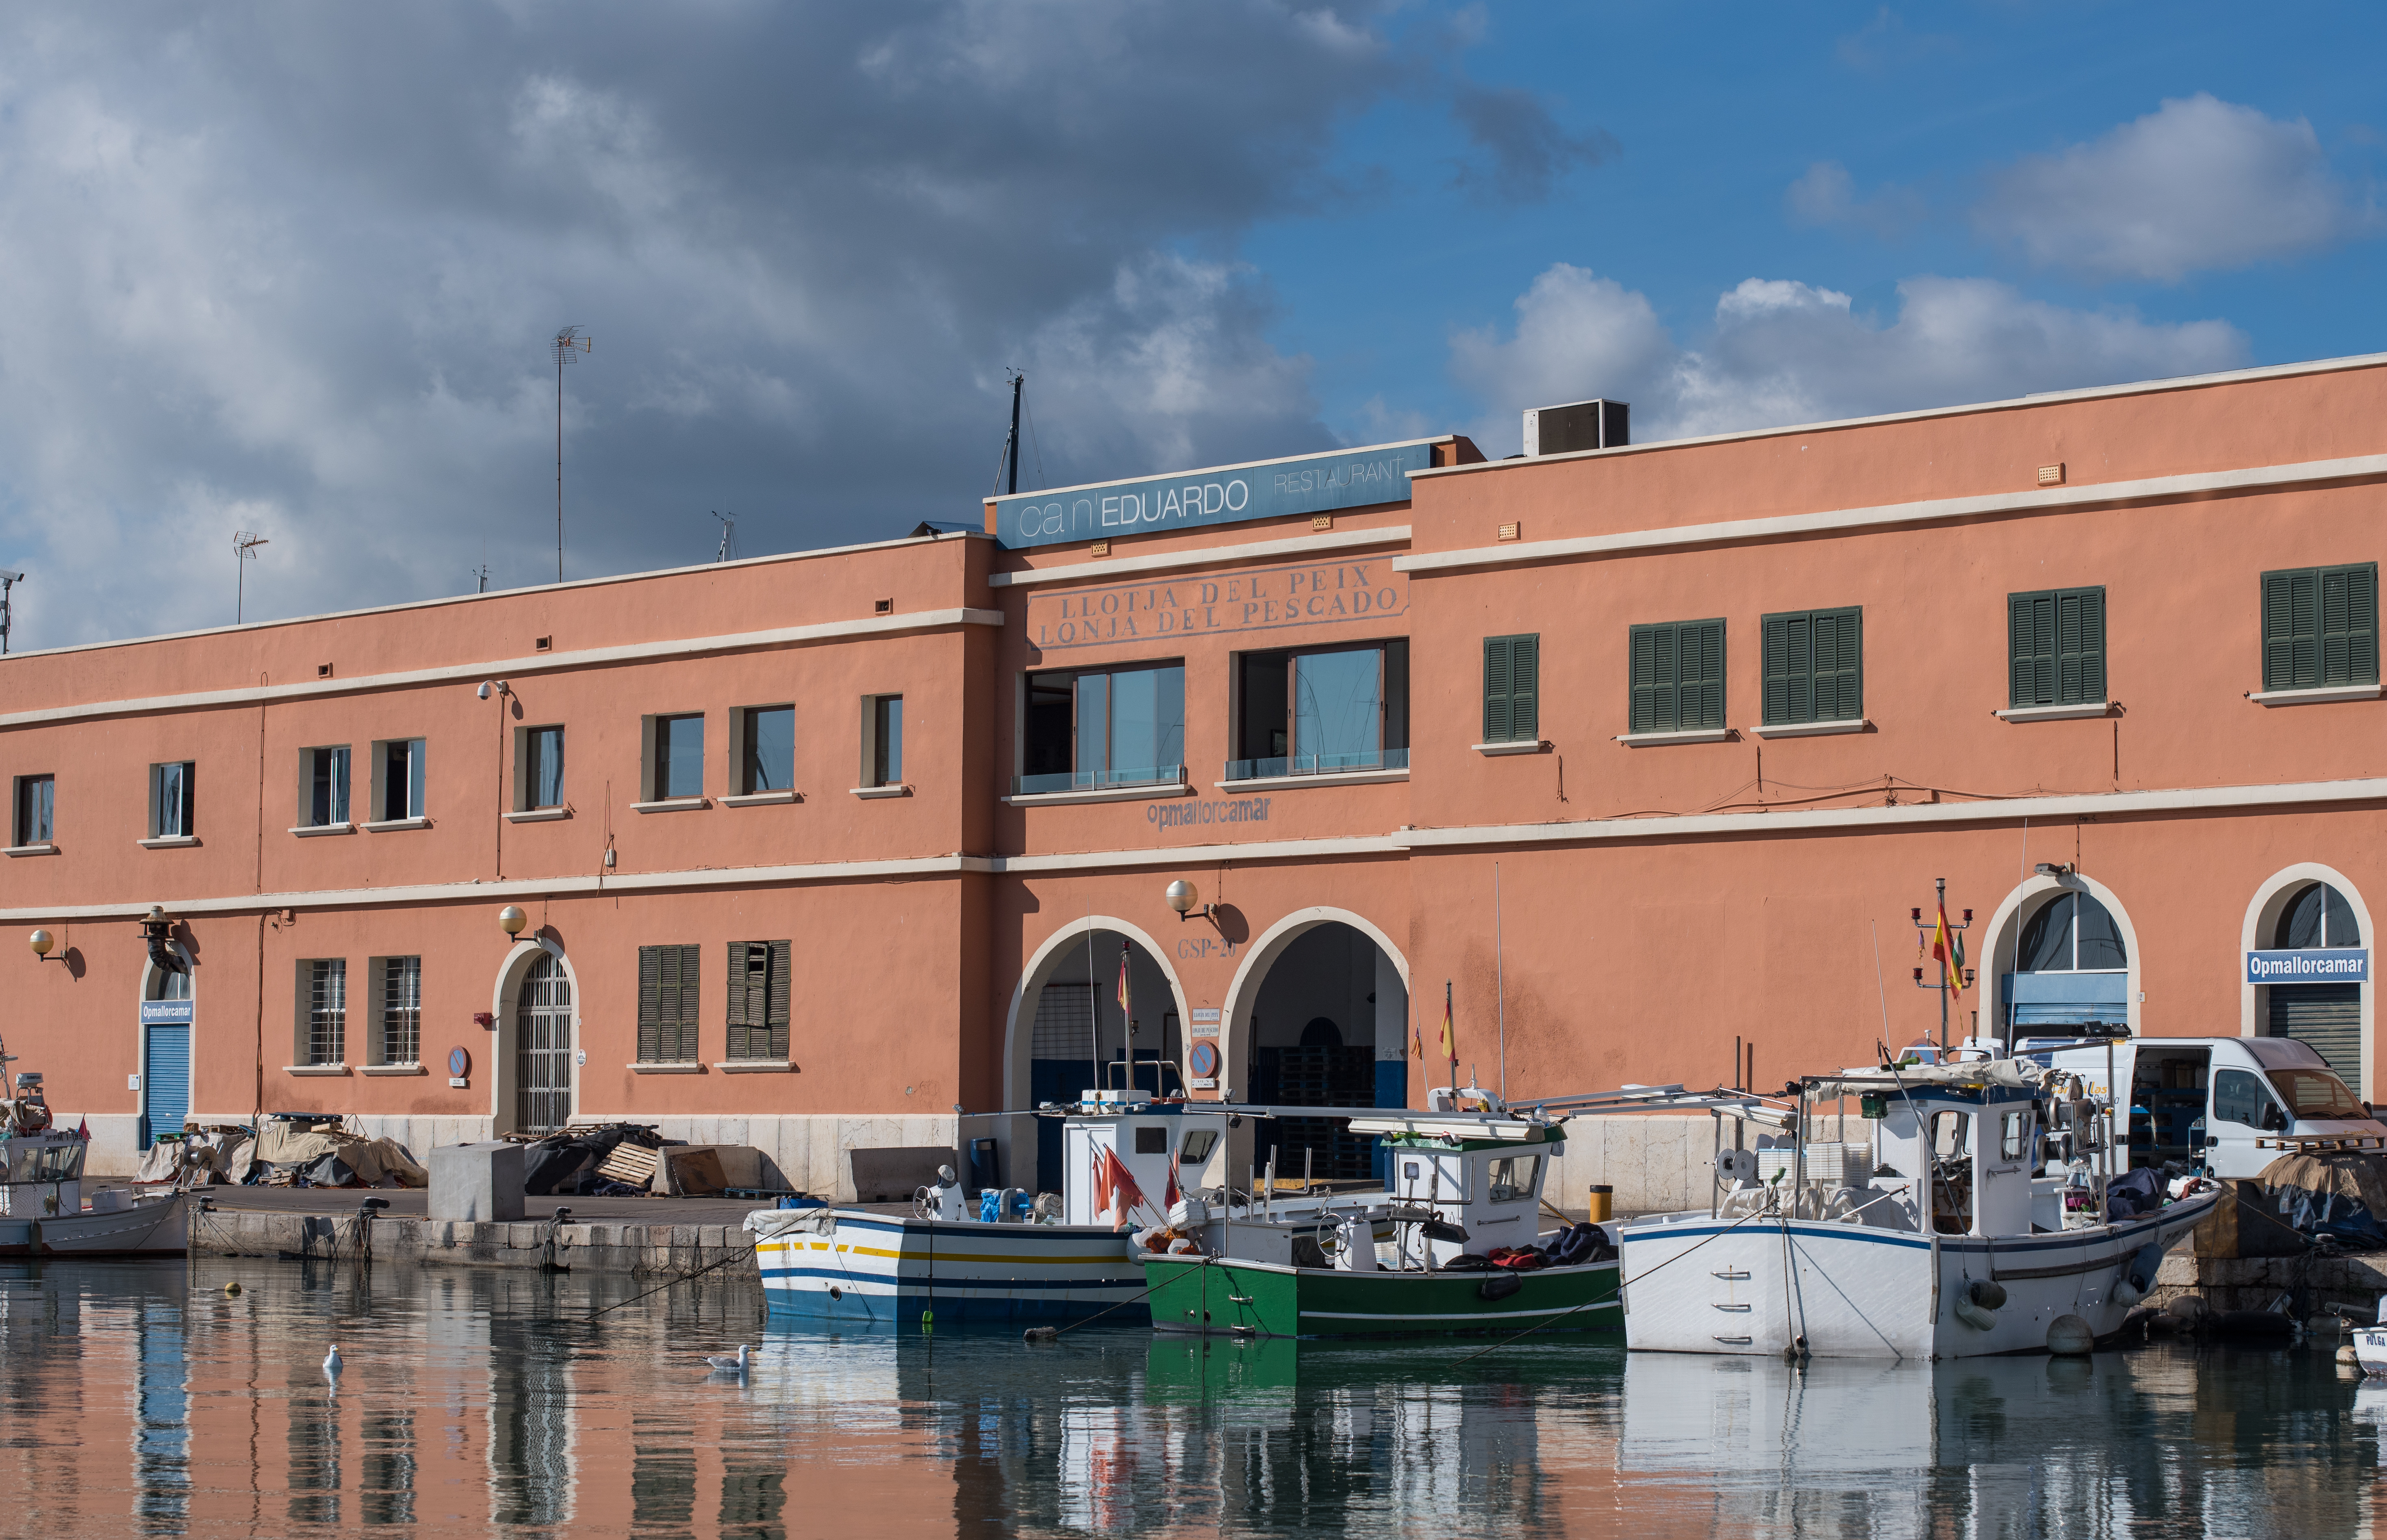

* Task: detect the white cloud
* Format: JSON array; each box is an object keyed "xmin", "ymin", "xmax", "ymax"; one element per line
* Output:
[
  {"xmin": 1785, "ymin": 161, "xmax": 1926, "ymax": 239},
  {"xmin": 1977, "ymin": 94, "xmax": 2372, "ymax": 282},
  {"xmin": 1451, "ymin": 264, "xmax": 2246, "ymax": 452}
]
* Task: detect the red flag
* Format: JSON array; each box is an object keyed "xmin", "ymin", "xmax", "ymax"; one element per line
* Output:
[
  {"xmin": 1116, "ymin": 941, "xmax": 1132, "ymax": 1019},
  {"xmin": 75, "ymin": 1117, "xmax": 89, "ymax": 1140},
  {"xmin": 1100, "ymin": 1147, "xmax": 1148, "ymax": 1222},
  {"xmin": 1164, "ymin": 1150, "xmax": 1182, "ymax": 1210}
]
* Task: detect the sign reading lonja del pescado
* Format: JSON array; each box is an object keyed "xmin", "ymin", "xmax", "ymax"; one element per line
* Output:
[
  {"xmin": 993, "ymin": 439, "xmax": 1440, "ymax": 550},
  {"xmin": 1027, "ymin": 558, "xmax": 1405, "ymax": 653},
  {"xmin": 2245, "ymin": 949, "xmax": 2371, "ymax": 983}
]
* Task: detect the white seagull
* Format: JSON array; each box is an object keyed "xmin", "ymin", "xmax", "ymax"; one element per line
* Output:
[
  {"xmin": 323, "ymin": 1344, "xmax": 343, "ymax": 1380},
  {"xmin": 702, "ymin": 1344, "xmax": 750, "ymax": 1375}
]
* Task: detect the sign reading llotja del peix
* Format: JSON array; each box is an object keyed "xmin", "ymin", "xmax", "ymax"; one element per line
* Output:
[{"xmin": 1027, "ymin": 558, "xmax": 1405, "ymax": 653}]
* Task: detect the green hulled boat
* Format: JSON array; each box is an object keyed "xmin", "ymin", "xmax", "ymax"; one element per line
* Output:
[{"xmin": 1140, "ymin": 1251, "xmax": 1621, "ymax": 1340}]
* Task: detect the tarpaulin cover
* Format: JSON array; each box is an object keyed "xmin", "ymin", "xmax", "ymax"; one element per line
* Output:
[
  {"xmin": 135, "ymin": 1129, "xmax": 255, "ymax": 1185},
  {"xmin": 1807, "ymin": 1061, "xmax": 2047, "ymax": 1099},
  {"xmin": 520, "ymin": 1124, "xmax": 665, "ymax": 1196},
  {"xmin": 2259, "ymin": 1151, "xmax": 2387, "ymax": 1247},
  {"xmin": 249, "ymin": 1122, "xmax": 426, "ymax": 1188}
]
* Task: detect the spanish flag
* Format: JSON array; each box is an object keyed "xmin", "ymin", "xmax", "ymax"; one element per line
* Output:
[
  {"xmin": 1438, "ymin": 980, "xmax": 1456, "ymax": 1064},
  {"xmin": 1933, "ymin": 904, "xmax": 1967, "ymax": 998},
  {"xmin": 1116, "ymin": 941, "xmax": 1131, "ymax": 1018}
]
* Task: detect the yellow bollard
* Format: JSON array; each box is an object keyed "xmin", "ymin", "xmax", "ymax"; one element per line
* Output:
[{"xmin": 1587, "ymin": 1184, "xmax": 1613, "ymax": 1223}]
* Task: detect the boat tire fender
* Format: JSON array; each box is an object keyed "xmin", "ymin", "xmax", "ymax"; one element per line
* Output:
[
  {"xmin": 1477, "ymin": 1271, "xmax": 1523, "ymax": 1302},
  {"xmin": 1967, "ymin": 1278, "xmax": 2008, "ymax": 1311}
]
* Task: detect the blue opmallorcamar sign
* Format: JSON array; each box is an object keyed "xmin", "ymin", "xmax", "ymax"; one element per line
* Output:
[
  {"xmin": 140, "ymin": 999, "xmax": 194, "ymax": 1024},
  {"xmin": 2245, "ymin": 949, "xmax": 2370, "ymax": 983},
  {"xmin": 992, "ymin": 439, "xmax": 1442, "ymax": 550}
]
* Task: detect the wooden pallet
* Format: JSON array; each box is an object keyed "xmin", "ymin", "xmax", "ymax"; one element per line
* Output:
[{"xmin": 594, "ymin": 1143, "xmax": 660, "ymax": 1188}]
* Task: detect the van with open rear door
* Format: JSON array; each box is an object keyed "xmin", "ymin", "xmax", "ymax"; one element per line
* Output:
[{"xmin": 2032, "ymin": 1036, "xmax": 2385, "ymax": 1179}]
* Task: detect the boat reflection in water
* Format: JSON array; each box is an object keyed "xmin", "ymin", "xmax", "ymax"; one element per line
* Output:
[{"xmin": 2, "ymin": 1256, "xmax": 2382, "ymax": 1536}]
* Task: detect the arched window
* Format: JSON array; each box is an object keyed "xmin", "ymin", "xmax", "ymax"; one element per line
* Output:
[
  {"xmin": 2016, "ymin": 891, "xmax": 2127, "ymax": 972},
  {"xmin": 2276, "ymin": 883, "xmax": 2362, "ymax": 949}
]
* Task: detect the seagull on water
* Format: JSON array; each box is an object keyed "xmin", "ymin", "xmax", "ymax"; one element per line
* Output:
[
  {"xmin": 323, "ymin": 1344, "xmax": 343, "ymax": 1380},
  {"xmin": 702, "ymin": 1344, "xmax": 750, "ymax": 1375}
]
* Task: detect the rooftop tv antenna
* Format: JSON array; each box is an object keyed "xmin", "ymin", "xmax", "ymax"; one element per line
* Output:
[
  {"xmin": 0, "ymin": 570, "xmax": 21, "ymax": 654},
  {"xmin": 233, "ymin": 532, "xmax": 268, "ymax": 623},
  {"xmin": 472, "ymin": 563, "xmax": 491, "ymax": 594},
  {"xmin": 990, "ymin": 369, "xmax": 1040, "ymax": 495},
  {"xmin": 553, "ymin": 326, "xmax": 592, "ymax": 584},
  {"xmin": 714, "ymin": 511, "xmax": 737, "ymax": 563}
]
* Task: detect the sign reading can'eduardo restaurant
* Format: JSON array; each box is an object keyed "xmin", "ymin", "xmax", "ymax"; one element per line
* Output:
[
  {"xmin": 1027, "ymin": 558, "xmax": 1405, "ymax": 653},
  {"xmin": 992, "ymin": 439, "xmax": 1440, "ymax": 550}
]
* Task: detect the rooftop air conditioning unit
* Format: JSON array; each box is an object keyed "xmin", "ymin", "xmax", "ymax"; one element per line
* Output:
[{"xmin": 1522, "ymin": 398, "xmax": 1629, "ymax": 457}]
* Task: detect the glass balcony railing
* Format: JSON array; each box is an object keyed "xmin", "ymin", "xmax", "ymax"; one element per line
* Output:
[
  {"xmin": 1221, "ymin": 747, "xmax": 1409, "ymax": 782},
  {"xmin": 1011, "ymin": 764, "xmax": 1188, "ymax": 797}
]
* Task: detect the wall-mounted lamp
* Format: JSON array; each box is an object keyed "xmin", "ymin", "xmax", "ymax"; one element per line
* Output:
[
  {"xmin": 499, "ymin": 905, "xmax": 528, "ymax": 936},
  {"xmin": 29, "ymin": 928, "xmax": 59, "ymax": 963},
  {"xmin": 2034, "ymin": 862, "xmax": 2076, "ymax": 878},
  {"xmin": 1164, "ymin": 880, "xmax": 1214, "ymax": 925}
]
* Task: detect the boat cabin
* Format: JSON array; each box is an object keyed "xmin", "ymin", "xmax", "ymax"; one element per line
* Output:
[
  {"xmin": 1055, "ymin": 1099, "xmax": 1236, "ymax": 1226},
  {"xmin": 1868, "ymin": 1084, "xmax": 2038, "ymax": 1237},
  {"xmin": 1350, "ymin": 1112, "xmax": 1561, "ymax": 1265}
]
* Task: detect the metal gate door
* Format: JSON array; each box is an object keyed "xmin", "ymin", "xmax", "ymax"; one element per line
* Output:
[
  {"xmin": 2271, "ymin": 982, "xmax": 2362, "ymax": 1079},
  {"xmin": 141, "ymin": 1023, "xmax": 191, "ymax": 1150},
  {"xmin": 515, "ymin": 954, "xmax": 573, "ymax": 1134}
]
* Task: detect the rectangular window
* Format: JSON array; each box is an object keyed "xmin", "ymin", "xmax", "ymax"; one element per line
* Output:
[
  {"xmin": 372, "ymin": 739, "xmax": 425, "ymax": 822},
  {"xmin": 725, "ymin": 940, "xmax": 792, "ymax": 1061},
  {"xmin": 1761, "ymin": 608, "xmax": 1862, "ymax": 724},
  {"xmin": 1227, "ymin": 640, "xmax": 1408, "ymax": 780},
  {"xmin": 1016, "ymin": 662, "xmax": 1186, "ymax": 794},
  {"xmin": 1481, "ymin": 634, "xmax": 1539, "ymax": 744},
  {"xmin": 2262, "ymin": 563, "xmax": 2378, "ymax": 692},
  {"xmin": 12, "ymin": 774, "xmax": 52, "ymax": 846},
  {"xmin": 645, "ymin": 713, "xmax": 706, "ymax": 801},
  {"xmin": 1628, "ymin": 620, "xmax": 1726, "ymax": 733},
  {"xmin": 301, "ymin": 746, "xmax": 350, "ymax": 827},
  {"xmin": 150, "ymin": 762, "xmax": 196, "ymax": 839},
  {"xmin": 2008, "ymin": 587, "xmax": 2106, "ymax": 707},
  {"xmin": 381, "ymin": 956, "xmax": 421, "ymax": 1066},
  {"xmin": 637, "ymin": 944, "xmax": 702, "ymax": 1063},
  {"xmin": 735, "ymin": 705, "xmax": 796, "ymax": 795},
  {"xmin": 863, "ymin": 695, "xmax": 904, "ymax": 787},
  {"xmin": 518, "ymin": 727, "xmax": 565, "ymax": 810},
  {"xmin": 304, "ymin": 958, "xmax": 347, "ymax": 1066}
]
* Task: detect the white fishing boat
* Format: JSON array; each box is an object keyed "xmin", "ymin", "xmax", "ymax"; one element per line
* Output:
[
  {"xmin": 1619, "ymin": 1052, "xmax": 2220, "ymax": 1359},
  {"xmin": 0, "ymin": 1038, "xmax": 187, "ymax": 1257},
  {"xmin": 2352, "ymin": 1299, "xmax": 2387, "ymax": 1376}
]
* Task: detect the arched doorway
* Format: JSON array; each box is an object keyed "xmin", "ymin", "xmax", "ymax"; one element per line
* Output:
[
  {"xmin": 1981, "ymin": 877, "xmax": 2135, "ymax": 1044},
  {"xmin": 1221, "ymin": 912, "xmax": 1410, "ymax": 1182},
  {"xmin": 137, "ymin": 948, "xmax": 195, "ymax": 1150},
  {"xmin": 1004, "ymin": 920, "xmax": 1187, "ymax": 1192},
  {"xmin": 491, "ymin": 939, "xmax": 579, "ymax": 1136},
  {"xmin": 2259, "ymin": 878, "xmax": 2365, "ymax": 1079}
]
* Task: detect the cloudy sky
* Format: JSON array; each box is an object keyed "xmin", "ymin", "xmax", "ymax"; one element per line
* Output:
[{"xmin": 0, "ymin": 2, "xmax": 2379, "ymax": 647}]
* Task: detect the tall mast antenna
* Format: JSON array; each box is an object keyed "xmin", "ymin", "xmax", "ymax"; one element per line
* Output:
[
  {"xmin": 553, "ymin": 326, "xmax": 592, "ymax": 584},
  {"xmin": 714, "ymin": 511, "xmax": 737, "ymax": 564},
  {"xmin": 0, "ymin": 570, "xmax": 21, "ymax": 654},
  {"xmin": 1006, "ymin": 371, "xmax": 1023, "ymax": 495},
  {"xmin": 232, "ymin": 532, "xmax": 267, "ymax": 623}
]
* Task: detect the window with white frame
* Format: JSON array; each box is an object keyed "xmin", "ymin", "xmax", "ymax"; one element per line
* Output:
[
  {"xmin": 381, "ymin": 956, "xmax": 421, "ymax": 1065},
  {"xmin": 300, "ymin": 747, "xmax": 350, "ymax": 828},
  {"xmin": 301, "ymin": 958, "xmax": 348, "ymax": 1066},
  {"xmin": 150, "ymin": 761, "xmax": 196, "ymax": 839}
]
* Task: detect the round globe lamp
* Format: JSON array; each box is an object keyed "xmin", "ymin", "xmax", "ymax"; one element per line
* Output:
[
  {"xmin": 498, "ymin": 905, "xmax": 528, "ymax": 937},
  {"xmin": 28, "ymin": 928, "xmax": 54, "ymax": 960}
]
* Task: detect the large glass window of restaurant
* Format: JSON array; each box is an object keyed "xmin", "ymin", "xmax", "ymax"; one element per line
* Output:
[
  {"xmin": 11, "ymin": 773, "xmax": 52, "ymax": 847},
  {"xmin": 300, "ymin": 746, "xmax": 349, "ymax": 828},
  {"xmin": 2009, "ymin": 588, "xmax": 2105, "ymax": 708},
  {"xmin": 517, "ymin": 726, "xmax": 565, "ymax": 810},
  {"xmin": 1628, "ymin": 620, "xmax": 1725, "ymax": 733},
  {"xmin": 734, "ymin": 705, "xmax": 795, "ymax": 795},
  {"xmin": 149, "ymin": 760, "xmax": 195, "ymax": 839},
  {"xmin": 1229, "ymin": 640, "xmax": 1407, "ymax": 780},
  {"xmin": 1018, "ymin": 661, "xmax": 1186, "ymax": 794},
  {"xmin": 644, "ymin": 712, "xmax": 706, "ymax": 801},
  {"xmin": 2262, "ymin": 563, "xmax": 2378, "ymax": 692}
]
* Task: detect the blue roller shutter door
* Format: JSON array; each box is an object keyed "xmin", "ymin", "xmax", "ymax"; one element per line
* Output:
[{"xmin": 141, "ymin": 1023, "xmax": 191, "ymax": 1150}]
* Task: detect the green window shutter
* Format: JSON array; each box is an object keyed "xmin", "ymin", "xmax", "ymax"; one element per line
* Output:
[
  {"xmin": 1481, "ymin": 636, "xmax": 1512, "ymax": 743},
  {"xmin": 725, "ymin": 942, "xmax": 752, "ymax": 1061},
  {"xmin": 2010, "ymin": 588, "xmax": 2101, "ymax": 706},
  {"xmin": 1811, "ymin": 607, "xmax": 1860, "ymax": 721},
  {"xmin": 1629, "ymin": 621, "xmax": 1724, "ymax": 732},
  {"xmin": 677, "ymin": 944, "xmax": 702, "ymax": 1062},
  {"xmin": 2263, "ymin": 565, "xmax": 2376, "ymax": 690},
  {"xmin": 2323, "ymin": 564, "xmax": 2378, "ymax": 686},
  {"xmin": 637, "ymin": 945, "xmax": 662, "ymax": 1062},
  {"xmin": 768, "ymin": 940, "xmax": 792, "ymax": 1061},
  {"xmin": 2010, "ymin": 591, "xmax": 2051, "ymax": 707},
  {"xmin": 1762, "ymin": 610, "xmax": 1859, "ymax": 725},
  {"xmin": 1629, "ymin": 624, "xmax": 1672, "ymax": 732},
  {"xmin": 1681, "ymin": 619, "xmax": 1725, "ymax": 729},
  {"xmin": 1761, "ymin": 613, "xmax": 1806, "ymax": 724}
]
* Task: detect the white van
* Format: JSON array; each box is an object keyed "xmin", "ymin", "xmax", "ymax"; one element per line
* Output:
[{"xmin": 2030, "ymin": 1035, "xmax": 2385, "ymax": 1179}]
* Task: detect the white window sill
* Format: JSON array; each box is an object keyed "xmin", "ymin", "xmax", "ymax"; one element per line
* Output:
[
  {"xmin": 2247, "ymin": 684, "xmax": 2382, "ymax": 706},
  {"xmin": 631, "ymin": 797, "xmax": 710, "ymax": 813},
  {"xmin": 721, "ymin": 791, "xmax": 800, "ymax": 807},
  {"xmin": 713, "ymin": 1060, "xmax": 798, "ymax": 1073},
  {"xmin": 137, "ymin": 835, "xmax": 201, "ymax": 849},
  {"xmin": 361, "ymin": 817, "xmax": 429, "ymax": 832},
  {"xmin": 1751, "ymin": 718, "xmax": 1869, "ymax": 739},
  {"xmin": 359, "ymin": 1063, "xmax": 427, "ymax": 1076},
  {"xmin": 629, "ymin": 1062, "xmax": 706, "ymax": 1074},
  {"xmin": 283, "ymin": 1064, "xmax": 351, "ymax": 1077},
  {"xmin": 505, "ymin": 807, "xmax": 570, "ymax": 823},
  {"xmin": 1996, "ymin": 702, "xmax": 2111, "ymax": 722},
  {"xmin": 1005, "ymin": 783, "xmax": 1191, "ymax": 806},
  {"xmin": 851, "ymin": 784, "xmax": 911, "ymax": 799},
  {"xmin": 1471, "ymin": 740, "xmax": 1549, "ymax": 756},
  {"xmin": 1213, "ymin": 769, "xmax": 1408, "ymax": 791},
  {"xmin": 3, "ymin": 843, "xmax": 56, "ymax": 857},
  {"xmin": 1615, "ymin": 728, "xmax": 1732, "ymax": 746},
  {"xmin": 290, "ymin": 822, "xmax": 353, "ymax": 837}
]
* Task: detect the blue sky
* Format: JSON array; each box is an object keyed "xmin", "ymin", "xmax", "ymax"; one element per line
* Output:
[{"xmin": 0, "ymin": 2, "xmax": 2376, "ymax": 645}]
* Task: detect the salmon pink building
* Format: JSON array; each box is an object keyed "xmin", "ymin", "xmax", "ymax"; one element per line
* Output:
[{"xmin": 7, "ymin": 351, "xmax": 2387, "ymax": 1203}]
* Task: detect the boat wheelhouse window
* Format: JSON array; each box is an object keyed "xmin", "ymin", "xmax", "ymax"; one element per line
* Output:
[
  {"xmin": 2266, "ymin": 1067, "xmax": 2365, "ymax": 1121},
  {"xmin": 2276, "ymin": 883, "xmax": 2363, "ymax": 949},
  {"xmin": 1999, "ymin": 1110, "xmax": 2027, "ymax": 1160},
  {"xmin": 1929, "ymin": 1110, "xmax": 1971, "ymax": 1159},
  {"xmin": 1133, "ymin": 1125, "xmax": 1167, "ymax": 1155},
  {"xmin": 2213, "ymin": 1069, "xmax": 2279, "ymax": 1129},
  {"xmin": 1486, "ymin": 1153, "xmax": 1540, "ymax": 1203},
  {"xmin": 2017, "ymin": 892, "xmax": 2126, "ymax": 971},
  {"xmin": 1179, "ymin": 1129, "xmax": 1217, "ymax": 1162}
]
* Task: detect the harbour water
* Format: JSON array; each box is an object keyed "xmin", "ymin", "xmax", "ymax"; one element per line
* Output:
[{"xmin": 4, "ymin": 1256, "xmax": 2383, "ymax": 1537}]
